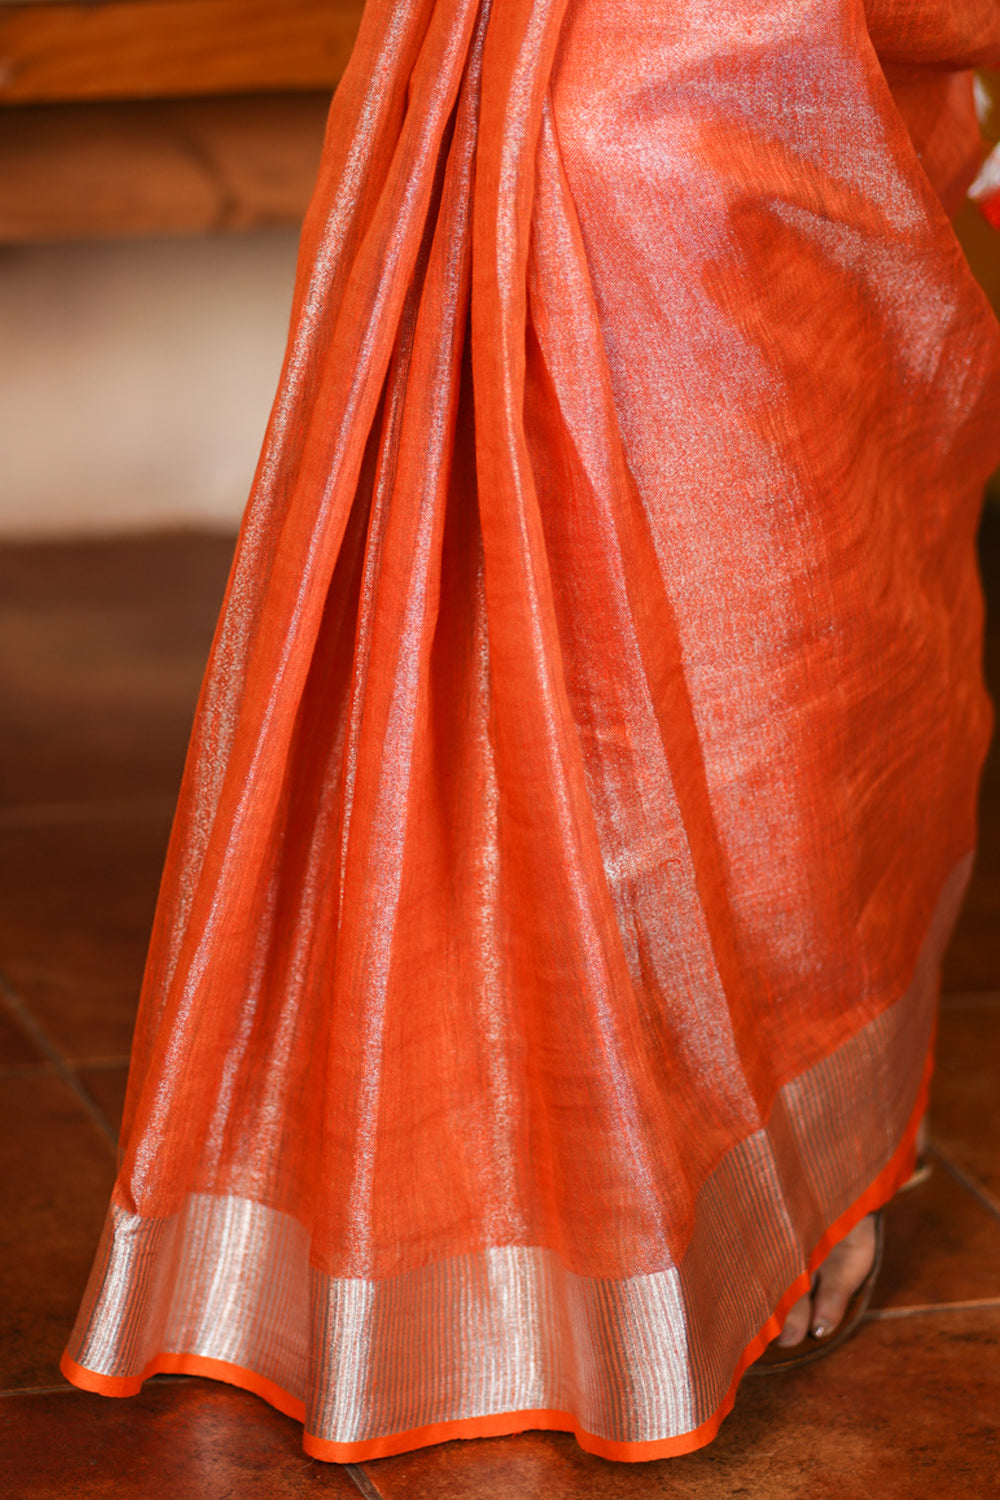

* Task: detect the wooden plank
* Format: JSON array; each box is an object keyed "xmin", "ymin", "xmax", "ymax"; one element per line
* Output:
[
  {"xmin": 0, "ymin": 92, "xmax": 329, "ymax": 238},
  {"xmin": 0, "ymin": 0, "xmax": 364, "ymax": 104}
]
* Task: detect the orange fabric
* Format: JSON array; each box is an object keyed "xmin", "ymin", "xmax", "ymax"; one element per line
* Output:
[
  {"xmin": 64, "ymin": 0, "xmax": 1000, "ymax": 1463},
  {"xmin": 59, "ymin": 1049, "xmax": 929, "ymax": 1463},
  {"xmin": 886, "ymin": 70, "xmax": 986, "ymax": 215}
]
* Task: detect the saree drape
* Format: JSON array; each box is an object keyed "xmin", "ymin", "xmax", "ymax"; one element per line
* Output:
[{"xmin": 63, "ymin": 0, "xmax": 1000, "ymax": 1464}]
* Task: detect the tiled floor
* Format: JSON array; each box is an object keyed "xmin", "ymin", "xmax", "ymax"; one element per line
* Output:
[{"xmin": 1, "ymin": 520, "xmax": 999, "ymax": 1499}]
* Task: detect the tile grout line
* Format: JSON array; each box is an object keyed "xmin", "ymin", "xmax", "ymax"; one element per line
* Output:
[
  {"xmin": 346, "ymin": 1465, "xmax": 389, "ymax": 1500},
  {"xmin": 867, "ymin": 1297, "xmax": 1000, "ymax": 1322},
  {"xmin": 0, "ymin": 972, "xmax": 118, "ymax": 1154},
  {"xmin": 0, "ymin": 796, "xmax": 177, "ymax": 831},
  {"xmin": 927, "ymin": 1139, "xmax": 1000, "ymax": 1224},
  {"xmin": 0, "ymin": 1061, "xmax": 58, "ymax": 1079},
  {"xmin": 0, "ymin": 1386, "xmax": 75, "ymax": 1399},
  {"xmin": 938, "ymin": 989, "xmax": 1000, "ymax": 1010},
  {"xmin": 0, "ymin": 1375, "xmax": 192, "ymax": 1399},
  {"xmin": 0, "ymin": 1057, "xmax": 128, "ymax": 1080}
]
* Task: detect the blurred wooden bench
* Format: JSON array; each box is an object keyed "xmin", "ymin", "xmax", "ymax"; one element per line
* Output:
[{"xmin": 0, "ymin": 0, "xmax": 366, "ymax": 239}]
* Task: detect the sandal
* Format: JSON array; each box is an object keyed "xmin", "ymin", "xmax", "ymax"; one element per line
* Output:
[
  {"xmin": 897, "ymin": 1152, "xmax": 933, "ymax": 1192},
  {"xmin": 747, "ymin": 1209, "xmax": 884, "ymax": 1374}
]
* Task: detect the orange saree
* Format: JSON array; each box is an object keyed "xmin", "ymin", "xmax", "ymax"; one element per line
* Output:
[{"xmin": 63, "ymin": 0, "xmax": 1000, "ymax": 1464}]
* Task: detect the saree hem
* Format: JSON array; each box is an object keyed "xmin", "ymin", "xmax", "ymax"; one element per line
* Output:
[{"xmin": 59, "ymin": 1036, "xmax": 930, "ymax": 1465}]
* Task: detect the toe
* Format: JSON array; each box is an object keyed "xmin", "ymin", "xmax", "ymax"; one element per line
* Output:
[
  {"xmin": 811, "ymin": 1280, "xmax": 852, "ymax": 1339},
  {"xmin": 774, "ymin": 1289, "xmax": 812, "ymax": 1347},
  {"xmin": 811, "ymin": 1214, "xmax": 877, "ymax": 1338}
]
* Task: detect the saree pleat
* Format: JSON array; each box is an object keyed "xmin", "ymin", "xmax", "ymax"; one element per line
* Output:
[{"xmin": 64, "ymin": 0, "xmax": 1000, "ymax": 1463}]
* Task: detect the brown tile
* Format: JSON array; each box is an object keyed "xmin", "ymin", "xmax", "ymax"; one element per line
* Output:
[
  {"xmin": 0, "ymin": 1072, "xmax": 115, "ymax": 1389},
  {"xmin": 0, "ymin": 1379, "xmax": 361, "ymax": 1498},
  {"xmin": 362, "ymin": 1308, "xmax": 1000, "ymax": 1500},
  {"xmin": 930, "ymin": 998, "xmax": 1000, "ymax": 1203},
  {"xmin": 0, "ymin": 531, "xmax": 233, "ymax": 808},
  {"xmin": 873, "ymin": 1155, "xmax": 1000, "ymax": 1309},
  {"xmin": 0, "ymin": 817, "xmax": 171, "ymax": 1059},
  {"xmin": 0, "ymin": 994, "xmax": 45, "ymax": 1065},
  {"xmin": 3, "ymin": 969, "xmax": 144, "ymax": 1071},
  {"xmin": 76, "ymin": 1064, "xmax": 130, "ymax": 1139}
]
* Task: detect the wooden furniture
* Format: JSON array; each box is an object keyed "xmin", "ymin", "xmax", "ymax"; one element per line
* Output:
[{"xmin": 0, "ymin": 0, "xmax": 366, "ymax": 240}]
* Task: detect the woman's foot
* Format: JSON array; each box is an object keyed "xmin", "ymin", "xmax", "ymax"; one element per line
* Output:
[{"xmin": 773, "ymin": 1212, "xmax": 878, "ymax": 1347}]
